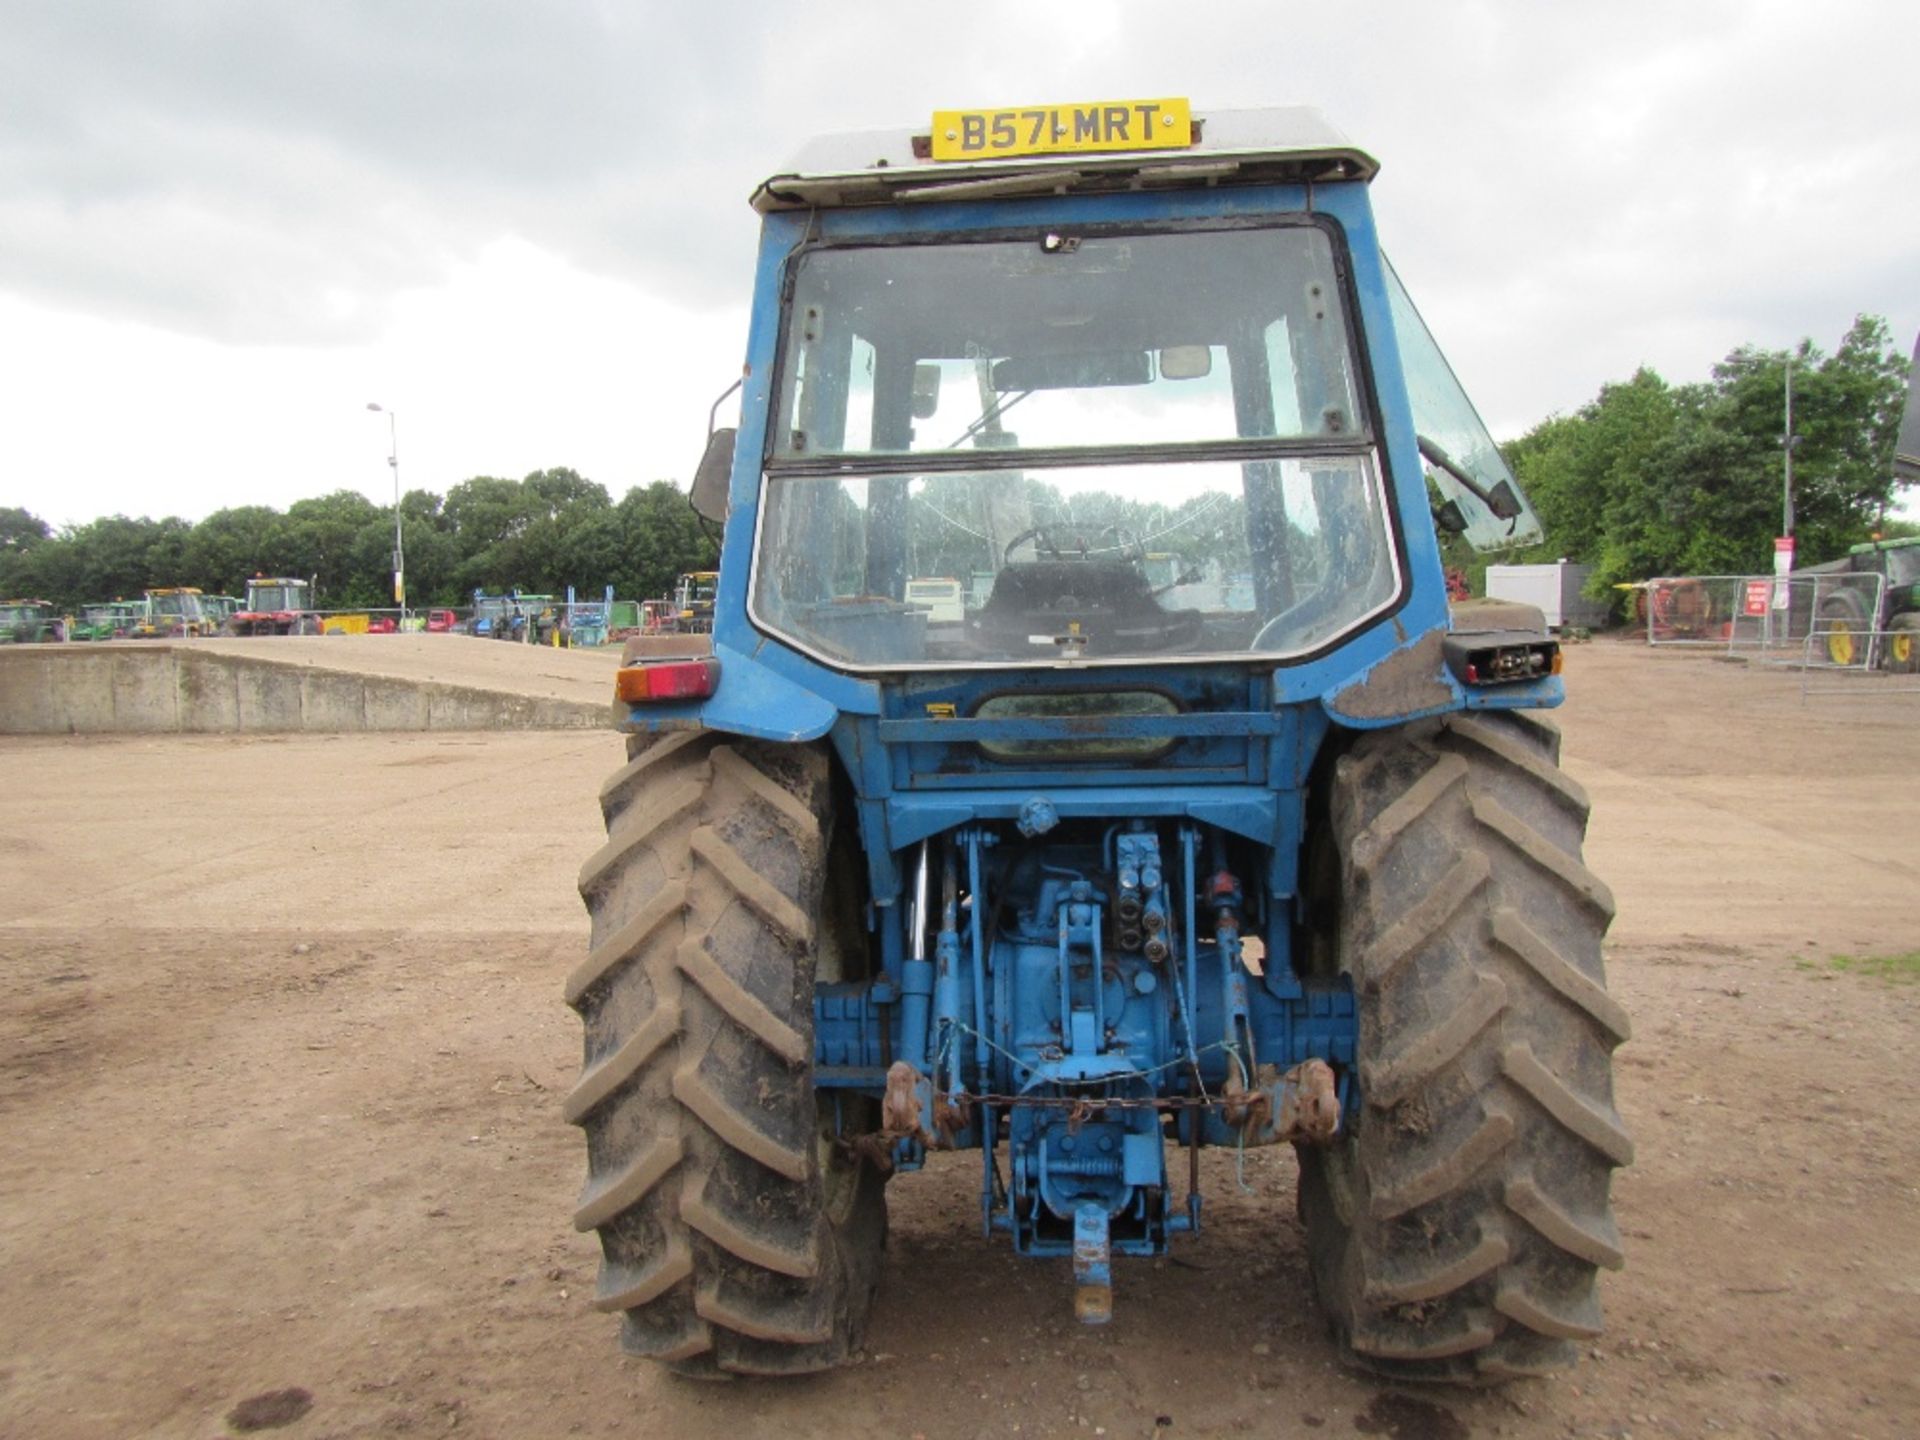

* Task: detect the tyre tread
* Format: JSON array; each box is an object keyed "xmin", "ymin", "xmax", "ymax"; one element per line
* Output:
[
  {"xmin": 569, "ymin": 732, "xmax": 881, "ymax": 1375},
  {"xmin": 1301, "ymin": 710, "xmax": 1629, "ymax": 1384}
]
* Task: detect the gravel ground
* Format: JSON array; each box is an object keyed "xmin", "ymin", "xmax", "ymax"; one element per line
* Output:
[{"xmin": 0, "ymin": 638, "xmax": 1915, "ymax": 1439}]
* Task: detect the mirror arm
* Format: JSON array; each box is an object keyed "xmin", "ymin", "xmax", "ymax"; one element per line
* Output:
[
  {"xmin": 707, "ymin": 375, "xmax": 744, "ymax": 440},
  {"xmin": 1416, "ymin": 434, "xmax": 1520, "ymax": 520}
]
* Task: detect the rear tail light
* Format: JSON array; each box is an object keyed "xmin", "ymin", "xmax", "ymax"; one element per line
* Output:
[
  {"xmin": 1459, "ymin": 642, "xmax": 1559, "ymax": 685},
  {"xmin": 616, "ymin": 658, "xmax": 720, "ymax": 704}
]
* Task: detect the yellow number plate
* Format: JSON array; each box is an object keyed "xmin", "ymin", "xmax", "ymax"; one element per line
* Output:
[{"xmin": 930, "ymin": 98, "xmax": 1192, "ymax": 162}]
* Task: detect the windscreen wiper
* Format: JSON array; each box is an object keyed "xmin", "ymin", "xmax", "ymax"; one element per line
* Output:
[{"xmin": 945, "ymin": 388, "xmax": 1034, "ymax": 449}]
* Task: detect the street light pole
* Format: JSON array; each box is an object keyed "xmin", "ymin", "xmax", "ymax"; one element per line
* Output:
[
  {"xmin": 366, "ymin": 402, "xmax": 405, "ymax": 619},
  {"xmin": 1782, "ymin": 356, "xmax": 1795, "ymax": 539}
]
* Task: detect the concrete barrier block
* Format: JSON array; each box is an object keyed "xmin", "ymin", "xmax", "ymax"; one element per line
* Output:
[
  {"xmin": 178, "ymin": 652, "xmax": 242, "ymax": 734},
  {"xmin": 424, "ymin": 686, "xmax": 487, "ymax": 730},
  {"xmin": 112, "ymin": 648, "xmax": 182, "ymax": 732},
  {"xmin": 236, "ymin": 662, "xmax": 304, "ymax": 732},
  {"xmin": 53, "ymin": 650, "xmax": 120, "ymax": 733},
  {"xmin": 299, "ymin": 670, "xmax": 368, "ymax": 731},
  {"xmin": 0, "ymin": 651, "xmax": 62, "ymax": 732},
  {"xmin": 362, "ymin": 675, "xmax": 431, "ymax": 730}
]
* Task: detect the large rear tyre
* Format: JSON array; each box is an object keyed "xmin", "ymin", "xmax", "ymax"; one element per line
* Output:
[
  {"xmin": 1299, "ymin": 710, "xmax": 1632, "ymax": 1383},
  {"xmin": 568, "ymin": 731, "xmax": 885, "ymax": 1376}
]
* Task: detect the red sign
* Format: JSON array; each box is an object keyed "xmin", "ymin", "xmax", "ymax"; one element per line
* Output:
[{"xmin": 1742, "ymin": 580, "xmax": 1771, "ymax": 617}]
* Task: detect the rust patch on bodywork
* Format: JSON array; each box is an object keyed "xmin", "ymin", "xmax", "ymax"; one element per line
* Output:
[
  {"xmin": 1325, "ymin": 630, "xmax": 1452, "ymax": 721},
  {"xmin": 1448, "ymin": 596, "xmax": 1547, "ymax": 634}
]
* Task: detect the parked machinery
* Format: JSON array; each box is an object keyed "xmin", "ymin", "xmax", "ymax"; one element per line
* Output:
[
  {"xmin": 200, "ymin": 593, "xmax": 240, "ymax": 632},
  {"xmin": 469, "ymin": 589, "xmax": 559, "ymax": 642},
  {"xmin": 571, "ymin": 100, "xmax": 1628, "ymax": 1385},
  {"xmin": 68, "ymin": 601, "xmax": 144, "ymax": 642},
  {"xmin": 0, "ymin": 599, "xmax": 65, "ymax": 643},
  {"xmin": 667, "ymin": 570, "xmax": 718, "ymax": 633},
  {"xmin": 231, "ymin": 577, "xmax": 321, "ymax": 636},
  {"xmin": 1807, "ymin": 337, "xmax": 1920, "ymax": 668},
  {"xmin": 133, "ymin": 588, "xmax": 218, "ymax": 638},
  {"xmin": 1803, "ymin": 537, "xmax": 1920, "ymax": 670}
]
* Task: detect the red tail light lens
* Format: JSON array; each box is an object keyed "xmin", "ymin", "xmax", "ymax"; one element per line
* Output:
[{"xmin": 615, "ymin": 658, "xmax": 720, "ymax": 704}]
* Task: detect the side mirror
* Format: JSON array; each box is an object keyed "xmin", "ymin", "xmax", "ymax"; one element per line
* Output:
[{"xmin": 691, "ymin": 428, "xmax": 735, "ymax": 523}]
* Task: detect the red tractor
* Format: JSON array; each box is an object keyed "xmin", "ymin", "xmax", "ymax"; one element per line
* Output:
[{"xmin": 232, "ymin": 577, "xmax": 321, "ymax": 636}]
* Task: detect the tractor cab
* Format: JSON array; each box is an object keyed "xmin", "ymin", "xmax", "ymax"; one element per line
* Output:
[
  {"xmin": 0, "ymin": 599, "xmax": 63, "ymax": 644},
  {"xmin": 137, "ymin": 587, "xmax": 213, "ymax": 638},
  {"xmin": 72, "ymin": 602, "xmax": 142, "ymax": 641},
  {"xmin": 235, "ymin": 577, "xmax": 318, "ymax": 636},
  {"xmin": 740, "ymin": 144, "xmax": 1540, "ymax": 675}
]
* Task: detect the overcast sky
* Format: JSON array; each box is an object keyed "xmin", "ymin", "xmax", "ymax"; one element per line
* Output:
[{"xmin": 3, "ymin": 1, "xmax": 1916, "ymax": 528}]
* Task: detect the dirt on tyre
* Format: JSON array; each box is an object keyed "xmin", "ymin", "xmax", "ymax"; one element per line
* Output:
[
  {"xmin": 1298, "ymin": 710, "xmax": 1632, "ymax": 1383},
  {"xmin": 567, "ymin": 731, "xmax": 885, "ymax": 1376}
]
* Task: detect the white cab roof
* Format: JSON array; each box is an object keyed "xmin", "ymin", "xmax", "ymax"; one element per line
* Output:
[{"xmin": 750, "ymin": 105, "xmax": 1377, "ymax": 214}]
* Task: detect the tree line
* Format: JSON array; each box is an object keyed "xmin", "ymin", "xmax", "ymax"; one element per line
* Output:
[
  {"xmin": 0, "ymin": 469, "xmax": 717, "ymax": 611},
  {"xmin": 1464, "ymin": 314, "xmax": 1914, "ymax": 603},
  {"xmin": 3, "ymin": 316, "xmax": 1910, "ymax": 617}
]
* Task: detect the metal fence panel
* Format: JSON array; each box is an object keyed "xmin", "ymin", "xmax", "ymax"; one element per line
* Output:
[
  {"xmin": 1800, "ymin": 626, "xmax": 1920, "ymax": 700},
  {"xmin": 1725, "ymin": 572, "xmax": 1886, "ymax": 667},
  {"xmin": 1641, "ymin": 572, "xmax": 1887, "ymax": 668}
]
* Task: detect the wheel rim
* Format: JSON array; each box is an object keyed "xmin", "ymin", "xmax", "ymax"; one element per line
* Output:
[
  {"xmin": 1826, "ymin": 623, "xmax": 1855, "ymax": 666},
  {"xmin": 1894, "ymin": 633, "xmax": 1913, "ymax": 665}
]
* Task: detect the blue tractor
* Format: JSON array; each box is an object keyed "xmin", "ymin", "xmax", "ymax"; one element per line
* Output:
[{"xmin": 569, "ymin": 101, "xmax": 1631, "ymax": 1382}]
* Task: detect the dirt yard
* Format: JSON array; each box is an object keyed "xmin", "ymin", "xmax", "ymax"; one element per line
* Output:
[{"xmin": 1, "ymin": 640, "xmax": 1916, "ymax": 1439}]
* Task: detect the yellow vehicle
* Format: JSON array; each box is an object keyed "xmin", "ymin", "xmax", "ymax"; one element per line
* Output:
[
  {"xmin": 670, "ymin": 571, "xmax": 718, "ymax": 633},
  {"xmin": 134, "ymin": 588, "xmax": 219, "ymax": 638}
]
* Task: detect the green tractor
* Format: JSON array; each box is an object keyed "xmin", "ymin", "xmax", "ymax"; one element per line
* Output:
[
  {"xmin": 1805, "ymin": 536, "xmax": 1920, "ymax": 671},
  {"xmin": 1814, "ymin": 331, "xmax": 1920, "ymax": 671},
  {"xmin": 0, "ymin": 599, "xmax": 65, "ymax": 644},
  {"xmin": 68, "ymin": 601, "xmax": 146, "ymax": 642}
]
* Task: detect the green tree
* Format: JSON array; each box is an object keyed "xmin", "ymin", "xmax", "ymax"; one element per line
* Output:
[
  {"xmin": 611, "ymin": 481, "xmax": 718, "ymax": 602},
  {"xmin": 278, "ymin": 491, "xmax": 382, "ymax": 605},
  {"xmin": 444, "ymin": 475, "xmax": 537, "ymax": 593},
  {"xmin": 182, "ymin": 506, "xmax": 283, "ymax": 596},
  {"xmin": 0, "ymin": 507, "xmax": 50, "ymax": 555},
  {"xmin": 1501, "ymin": 315, "xmax": 1912, "ymax": 606},
  {"xmin": 0, "ymin": 507, "xmax": 53, "ymax": 598}
]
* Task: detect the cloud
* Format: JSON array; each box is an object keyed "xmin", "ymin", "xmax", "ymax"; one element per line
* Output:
[
  {"xmin": 0, "ymin": 0, "xmax": 1914, "ymax": 521},
  {"xmin": 0, "ymin": 2, "xmax": 1148, "ymax": 342}
]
